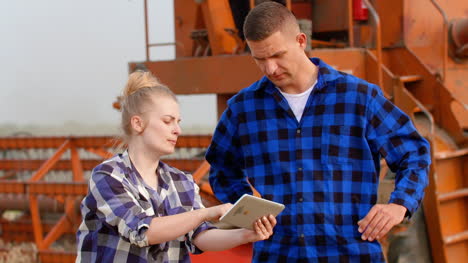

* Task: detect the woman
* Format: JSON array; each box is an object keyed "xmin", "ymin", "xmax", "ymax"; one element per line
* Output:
[{"xmin": 76, "ymin": 71, "xmax": 276, "ymax": 262}]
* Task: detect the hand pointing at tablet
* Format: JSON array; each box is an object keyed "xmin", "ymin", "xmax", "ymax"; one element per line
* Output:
[{"xmin": 201, "ymin": 203, "xmax": 234, "ymax": 222}]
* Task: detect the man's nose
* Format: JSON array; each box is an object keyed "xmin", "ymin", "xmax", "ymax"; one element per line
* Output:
[{"xmin": 264, "ymin": 60, "xmax": 278, "ymax": 75}]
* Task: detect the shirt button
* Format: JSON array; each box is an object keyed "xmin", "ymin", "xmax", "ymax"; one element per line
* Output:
[
  {"xmin": 298, "ymin": 167, "xmax": 303, "ymax": 171},
  {"xmin": 300, "ymin": 233, "xmax": 305, "ymax": 238},
  {"xmin": 296, "ymin": 129, "xmax": 301, "ymax": 134},
  {"xmin": 299, "ymin": 198, "xmax": 303, "ymax": 202}
]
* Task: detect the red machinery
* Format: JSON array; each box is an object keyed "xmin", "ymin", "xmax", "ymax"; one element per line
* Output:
[{"xmin": 0, "ymin": 1, "xmax": 467, "ymax": 262}]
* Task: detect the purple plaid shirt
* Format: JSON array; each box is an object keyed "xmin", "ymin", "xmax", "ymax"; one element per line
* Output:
[{"xmin": 76, "ymin": 150, "xmax": 213, "ymax": 263}]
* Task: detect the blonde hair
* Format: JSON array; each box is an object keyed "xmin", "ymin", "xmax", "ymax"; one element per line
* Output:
[{"xmin": 120, "ymin": 71, "xmax": 177, "ymax": 143}]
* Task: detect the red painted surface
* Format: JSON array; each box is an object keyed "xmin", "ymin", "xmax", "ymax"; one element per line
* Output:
[
  {"xmin": 190, "ymin": 243, "xmax": 253, "ymax": 263},
  {"xmin": 353, "ymin": 0, "xmax": 368, "ymax": 20}
]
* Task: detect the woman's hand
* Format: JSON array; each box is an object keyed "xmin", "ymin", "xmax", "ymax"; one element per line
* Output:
[
  {"xmin": 192, "ymin": 214, "xmax": 277, "ymax": 251},
  {"xmin": 242, "ymin": 214, "xmax": 277, "ymax": 242},
  {"xmin": 203, "ymin": 203, "xmax": 233, "ymax": 222}
]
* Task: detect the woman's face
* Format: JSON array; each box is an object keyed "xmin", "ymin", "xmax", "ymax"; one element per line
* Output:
[{"xmin": 139, "ymin": 95, "xmax": 182, "ymax": 157}]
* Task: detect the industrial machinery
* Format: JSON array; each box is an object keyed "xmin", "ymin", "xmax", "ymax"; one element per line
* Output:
[{"xmin": 0, "ymin": 0, "xmax": 466, "ymax": 262}]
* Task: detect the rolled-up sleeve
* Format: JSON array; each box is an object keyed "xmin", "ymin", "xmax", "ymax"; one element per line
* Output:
[
  {"xmin": 89, "ymin": 172, "xmax": 154, "ymax": 247},
  {"xmin": 184, "ymin": 182, "xmax": 216, "ymax": 254}
]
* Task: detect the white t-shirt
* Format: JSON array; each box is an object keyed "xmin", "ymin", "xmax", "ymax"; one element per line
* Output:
[{"xmin": 278, "ymin": 80, "xmax": 317, "ymax": 122}]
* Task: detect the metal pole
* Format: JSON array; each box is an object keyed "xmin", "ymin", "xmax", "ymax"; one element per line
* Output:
[
  {"xmin": 347, "ymin": 0, "xmax": 354, "ymax": 47},
  {"xmin": 430, "ymin": 0, "xmax": 448, "ymax": 82},
  {"xmin": 144, "ymin": 0, "xmax": 150, "ymax": 61},
  {"xmin": 364, "ymin": 0, "xmax": 382, "ymax": 89}
]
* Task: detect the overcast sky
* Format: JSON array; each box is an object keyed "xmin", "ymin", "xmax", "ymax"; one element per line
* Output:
[{"xmin": 0, "ymin": 0, "xmax": 217, "ymax": 134}]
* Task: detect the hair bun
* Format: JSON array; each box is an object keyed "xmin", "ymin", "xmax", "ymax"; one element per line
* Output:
[{"xmin": 123, "ymin": 71, "xmax": 163, "ymax": 97}]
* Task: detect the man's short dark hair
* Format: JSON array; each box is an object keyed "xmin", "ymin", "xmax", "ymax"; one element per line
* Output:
[{"xmin": 243, "ymin": 1, "xmax": 298, "ymax": 41}]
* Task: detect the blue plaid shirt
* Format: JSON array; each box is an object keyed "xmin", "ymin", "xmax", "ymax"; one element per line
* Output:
[
  {"xmin": 76, "ymin": 150, "xmax": 213, "ymax": 263},
  {"xmin": 206, "ymin": 58, "xmax": 430, "ymax": 262}
]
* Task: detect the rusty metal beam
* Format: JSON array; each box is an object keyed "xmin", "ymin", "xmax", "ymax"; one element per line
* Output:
[
  {"xmin": 38, "ymin": 250, "xmax": 76, "ymax": 263},
  {"xmin": 373, "ymin": 0, "xmax": 403, "ymax": 47},
  {"xmin": 200, "ymin": 0, "xmax": 237, "ymax": 55},
  {"xmin": 40, "ymin": 199, "xmax": 76, "ymax": 249},
  {"xmin": 30, "ymin": 140, "xmax": 70, "ymax": 182},
  {"xmin": 86, "ymin": 147, "xmax": 113, "ymax": 159},
  {"xmin": 70, "ymin": 144, "xmax": 84, "ymax": 182},
  {"xmin": 0, "ymin": 136, "xmax": 210, "ymax": 149},
  {"xmin": 0, "ymin": 181, "xmax": 26, "ymax": 193},
  {"xmin": 0, "ymin": 220, "xmax": 76, "ymax": 239},
  {"xmin": 438, "ymin": 188, "xmax": 468, "ymax": 203},
  {"xmin": 136, "ymin": 55, "xmax": 262, "ymax": 94},
  {"xmin": 133, "ymin": 49, "xmax": 367, "ymax": 95},
  {"xmin": 0, "ymin": 159, "xmax": 204, "ymax": 174},
  {"xmin": 0, "ymin": 136, "xmax": 115, "ymax": 149},
  {"xmin": 28, "ymin": 182, "xmax": 88, "ymax": 196},
  {"xmin": 435, "ymin": 148, "xmax": 468, "ymax": 160},
  {"xmin": 29, "ymin": 195, "xmax": 44, "ymax": 248},
  {"xmin": 0, "ymin": 159, "xmax": 101, "ymax": 171},
  {"xmin": 192, "ymin": 160, "xmax": 210, "ymax": 184},
  {"xmin": 444, "ymin": 230, "xmax": 468, "ymax": 245},
  {"xmin": 0, "ymin": 194, "xmax": 65, "ymax": 211},
  {"xmin": 176, "ymin": 135, "xmax": 212, "ymax": 147}
]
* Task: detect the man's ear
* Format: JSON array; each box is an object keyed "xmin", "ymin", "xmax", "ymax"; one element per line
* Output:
[
  {"xmin": 296, "ymin": 32, "xmax": 307, "ymax": 49},
  {"xmin": 130, "ymin": 115, "xmax": 145, "ymax": 134}
]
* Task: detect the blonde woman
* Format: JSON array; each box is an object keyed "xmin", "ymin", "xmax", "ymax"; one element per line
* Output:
[{"xmin": 76, "ymin": 71, "xmax": 276, "ymax": 262}]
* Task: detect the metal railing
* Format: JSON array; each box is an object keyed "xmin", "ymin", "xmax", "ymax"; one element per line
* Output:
[
  {"xmin": 429, "ymin": 0, "xmax": 448, "ymax": 82},
  {"xmin": 143, "ymin": 0, "xmax": 176, "ymax": 61},
  {"xmin": 363, "ymin": 0, "xmax": 383, "ymax": 89}
]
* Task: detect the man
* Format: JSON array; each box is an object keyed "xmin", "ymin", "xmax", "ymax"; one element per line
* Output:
[{"xmin": 206, "ymin": 2, "xmax": 430, "ymax": 262}]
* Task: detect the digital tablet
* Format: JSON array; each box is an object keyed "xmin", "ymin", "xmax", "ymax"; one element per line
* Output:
[{"xmin": 214, "ymin": 194, "xmax": 285, "ymax": 230}]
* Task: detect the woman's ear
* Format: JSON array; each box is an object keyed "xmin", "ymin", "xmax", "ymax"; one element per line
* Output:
[{"xmin": 130, "ymin": 115, "xmax": 145, "ymax": 134}]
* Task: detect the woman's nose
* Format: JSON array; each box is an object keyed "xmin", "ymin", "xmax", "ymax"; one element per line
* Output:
[{"xmin": 173, "ymin": 123, "xmax": 182, "ymax": 135}]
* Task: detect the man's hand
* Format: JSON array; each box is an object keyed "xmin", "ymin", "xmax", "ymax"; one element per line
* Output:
[
  {"xmin": 357, "ymin": 203, "xmax": 407, "ymax": 241},
  {"xmin": 242, "ymin": 214, "xmax": 277, "ymax": 242}
]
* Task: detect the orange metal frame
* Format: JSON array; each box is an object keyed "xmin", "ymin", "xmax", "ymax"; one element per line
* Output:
[{"xmin": 0, "ymin": 135, "xmax": 215, "ymax": 262}]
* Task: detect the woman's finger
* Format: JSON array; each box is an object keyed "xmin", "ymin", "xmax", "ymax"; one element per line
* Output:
[
  {"xmin": 258, "ymin": 218, "xmax": 268, "ymax": 237},
  {"xmin": 269, "ymin": 214, "xmax": 277, "ymax": 227},
  {"xmin": 260, "ymin": 216, "xmax": 272, "ymax": 233},
  {"xmin": 253, "ymin": 220, "xmax": 263, "ymax": 239}
]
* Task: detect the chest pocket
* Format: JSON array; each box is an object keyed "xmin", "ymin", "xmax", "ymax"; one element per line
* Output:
[{"xmin": 321, "ymin": 125, "xmax": 353, "ymax": 164}]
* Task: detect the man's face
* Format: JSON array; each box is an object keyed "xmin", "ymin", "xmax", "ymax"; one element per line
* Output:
[{"xmin": 247, "ymin": 30, "xmax": 306, "ymax": 89}]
